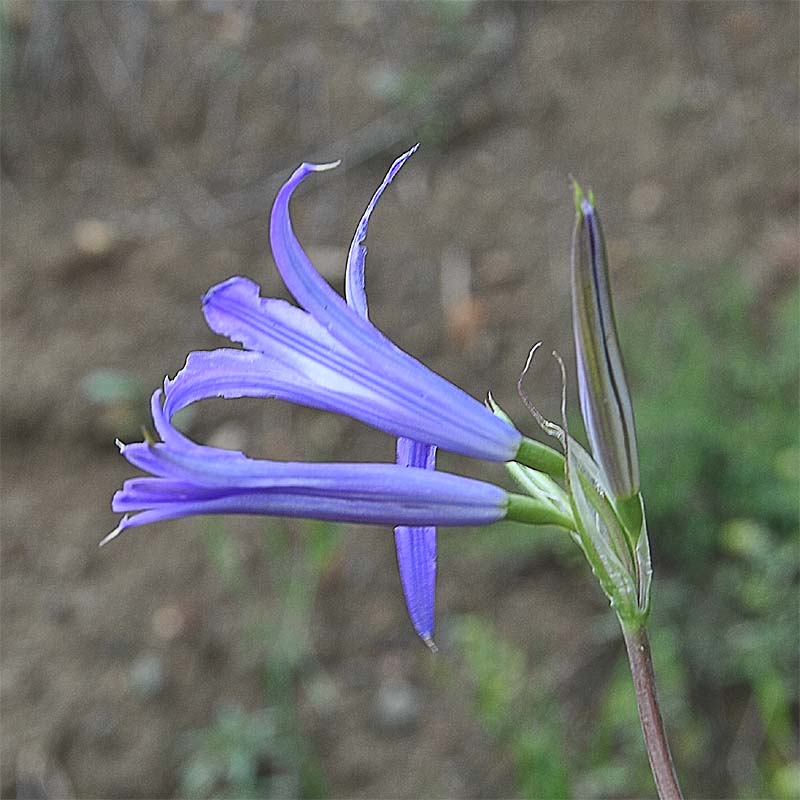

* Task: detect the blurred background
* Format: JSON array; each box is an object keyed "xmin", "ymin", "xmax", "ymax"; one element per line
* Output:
[{"xmin": 1, "ymin": 2, "xmax": 798, "ymax": 798}]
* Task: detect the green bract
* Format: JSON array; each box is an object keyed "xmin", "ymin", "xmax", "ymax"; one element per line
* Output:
[{"xmin": 491, "ymin": 364, "xmax": 651, "ymax": 624}]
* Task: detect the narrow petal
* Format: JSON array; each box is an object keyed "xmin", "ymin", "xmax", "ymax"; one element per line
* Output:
[
  {"xmin": 394, "ymin": 437, "xmax": 438, "ymax": 642},
  {"xmin": 111, "ymin": 485, "xmax": 500, "ymax": 530},
  {"xmin": 345, "ymin": 144, "xmax": 419, "ymax": 319},
  {"xmin": 110, "ymin": 436, "xmax": 508, "ymax": 533},
  {"xmin": 268, "ymin": 157, "xmax": 522, "ymax": 462},
  {"xmin": 341, "ymin": 147, "xmax": 439, "ymax": 644},
  {"xmin": 394, "ymin": 525, "xmax": 437, "ymax": 643}
]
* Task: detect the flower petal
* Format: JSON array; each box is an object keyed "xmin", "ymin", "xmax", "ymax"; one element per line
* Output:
[
  {"xmin": 345, "ymin": 144, "xmax": 419, "ymax": 319},
  {"xmin": 159, "ymin": 346, "xmax": 504, "ymax": 459},
  {"xmin": 110, "ymin": 434, "xmax": 509, "ymax": 535},
  {"xmin": 394, "ymin": 437, "xmax": 438, "ymax": 642},
  {"xmin": 341, "ymin": 146, "xmax": 439, "ymax": 644},
  {"xmin": 268, "ymin": 156, "xmax": 522, "ymax": 462},
  {"xmin": 185, "ymin": 279, "xmax": 519, "ymax": 459}
]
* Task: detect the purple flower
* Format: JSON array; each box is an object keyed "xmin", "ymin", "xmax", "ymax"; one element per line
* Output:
[
  {"xmin": 160, "ymin": 146, "xmax": 513, "ymax": 642},
  {"xmin": 108, "ymin": 148, "xmax": 568, "ymax": 642},
  {"xmin": 176, "ymin": 152, "xmax": 521, "ymax": 462}
]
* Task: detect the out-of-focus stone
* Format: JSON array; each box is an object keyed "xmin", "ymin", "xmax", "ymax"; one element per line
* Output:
[
  {"xmin": 372, "ymin": 677, "xmax": 422, "ymax": 734},
  {"xmin": 129, "ymin": 655, "xmax": 166, "ymax": 700},
  {"xmin": 207, "ymin": 422, "xmax": 248, "ymax": 453},
  {"xmin": 73, "ymin": 220, "xmax": 116, "ymax": 258},
  {"xmin": 305, "ymin": 246, "xmax": 347, "ymax": 280}
]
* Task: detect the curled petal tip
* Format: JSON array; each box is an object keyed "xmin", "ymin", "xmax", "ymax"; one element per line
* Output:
[
  {"xmin": 422, "ymin": 634, "xmax": 439, "ymax": 654},
  {"xmin": 99, "ymin": 518, "xmax": 126, "ymax": 547},
  {"xmin": 301, "ymin": 159, "xmax": 341, "ymax": 173},
  {"xmin": 115, "ymin": 438, "xmax": 126, "ymax": 452}
]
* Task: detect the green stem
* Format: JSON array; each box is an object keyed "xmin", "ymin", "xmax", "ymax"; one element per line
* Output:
[
  {"xmin": 505, "ymin": 493, "xmax": 574, "ymax": 530},
  {"xmin": 515, "ymin": 436, "xmax": 565, "ymax": 477},
  {"xmin": 621, "ymin": 622, "xmax": 684, "ymax": 800}
]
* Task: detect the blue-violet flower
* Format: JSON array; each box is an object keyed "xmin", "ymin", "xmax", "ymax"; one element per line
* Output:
[{"xmin": 107, "ymin": 148, "xmax": 568, "ymax": 642}]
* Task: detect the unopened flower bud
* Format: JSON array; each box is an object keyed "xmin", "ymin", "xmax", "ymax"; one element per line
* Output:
[{"xmin": 571, "ymin": 186, "xmax": 640, "ymax": 500}]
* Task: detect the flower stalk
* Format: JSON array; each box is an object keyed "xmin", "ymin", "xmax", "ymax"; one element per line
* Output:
[
  {"xmin": 568, "ymin": 185, "xmax": 682, "ymax": 798},
  {"xmin": 622, "ymin": 622, "xmax": 684, "ymax": 800}
]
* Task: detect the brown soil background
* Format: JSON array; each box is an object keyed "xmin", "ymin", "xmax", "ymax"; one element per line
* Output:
[{"xmin": 2, "ymin": 2, "xmax": 798, "ymax": 798}]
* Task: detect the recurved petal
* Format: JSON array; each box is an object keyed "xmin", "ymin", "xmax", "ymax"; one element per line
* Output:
[
  {"xmin": 345, "ymin": 144, "xmax": 418, "ymax": 319},
  {"xmin": 269, "ymin": 156, "xmax": 523, "ymax": 462},
  {"xmin": 203, "ymin": 276, "xmax": 345, "ymax": 358},
  {"xmin": 269, "ymin": 160, "xmax": 379, "ymax": 352},
  {"xmin": 159, "ymin": 348, "xmax": 394, "ymax": 439},
  {"xmin": 159, "ymin": 347, "xmax": 495, "ymax": 458}
]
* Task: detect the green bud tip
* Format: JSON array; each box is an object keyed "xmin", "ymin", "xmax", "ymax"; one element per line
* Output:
[
  {"xmin": 571, "ymin": 176, "xmax": 585, "ymax": 213},
  {"xmin": 570, "ymin": 178, "xmax": 596, "ymax": 215}
]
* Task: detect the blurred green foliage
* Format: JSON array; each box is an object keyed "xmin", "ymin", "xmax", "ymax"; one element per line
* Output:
[
  {"xmin": 454, "ymin": 615, "xmax": 571, "ymax": 800},
  {"xmin": 180, "ymin": 706, "xmax": 284, "ymax": 799},
  {"xmin": 180, "ymin": 520, "xmax": 338, "ymax": 799},
  {"xmin": 627, "ymin": 277, "xmax": 798, "ymax": 568},
  {"xmin": 451, "ymin": 271, "xmax": 798, "ymax": 798},
  {"xmin": 625, "ymin": 272, "xmax": 799, "ymax": 798}
]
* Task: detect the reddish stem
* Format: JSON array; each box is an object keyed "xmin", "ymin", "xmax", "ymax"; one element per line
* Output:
[{"xmin": 622, "ymin": 623, "xmax": 684, "ymax": 800}]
